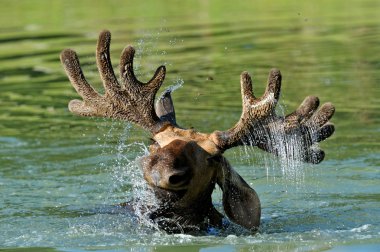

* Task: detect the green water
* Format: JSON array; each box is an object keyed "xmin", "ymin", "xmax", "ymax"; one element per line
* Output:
[{"xmin": 0, "ymin": 0, "xmax": 379, "ymax": 251}]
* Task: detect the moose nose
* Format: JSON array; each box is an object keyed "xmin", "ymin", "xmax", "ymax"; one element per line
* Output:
[{"xmin": 166, "ymin": 169, "xmax": 190, "ymax": 188}]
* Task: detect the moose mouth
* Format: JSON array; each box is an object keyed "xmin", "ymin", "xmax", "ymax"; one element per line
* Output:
[{"xmin": 152, "ymin": 185, "xmax": 188, "ymax": 203}]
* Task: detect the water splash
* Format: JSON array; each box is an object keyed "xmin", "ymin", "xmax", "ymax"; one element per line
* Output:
[
  {"xmin": 265, "ymin": 117, "xmax": 306, "ymax": 186},
  {"xmin": 133, "ymin": 25, "xmax": 179, "ymax": 76},
  {"xmin": 162, "ymin": 77, "xmax": 185, "ymax": 96},
  {"xmin": 92, "ymin": 119, "xmax": 160, "ymax": 232},
  {"xmin": 235, "ymin": 101, "xmax": 317, "ymax": 188},
  {"xmin": 132, "ymin": 25, "xmax": 185, "ymax": 96}
]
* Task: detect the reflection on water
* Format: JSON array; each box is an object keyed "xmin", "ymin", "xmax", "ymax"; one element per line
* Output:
[{"xmin": 0, "ymin": 0, "xmax": 379, "ymax": 251}]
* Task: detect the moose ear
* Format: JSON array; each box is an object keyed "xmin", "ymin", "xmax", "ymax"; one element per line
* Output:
[
  {"xmin": 217, "ymin": 163, "xmax": 261, "ymax": 231},
  {"xmin": 155, "ymin": 90, "xmax": 177, "ymax": 126}
]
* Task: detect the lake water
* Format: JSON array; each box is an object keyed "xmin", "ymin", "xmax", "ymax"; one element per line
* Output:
[{"xmin": 0, "ymin": 0, "xmax": 379, "ymax": 251}]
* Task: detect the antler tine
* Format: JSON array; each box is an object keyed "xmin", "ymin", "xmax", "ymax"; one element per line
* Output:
[
  {"xmin": 119, "ymin": 44, "xmax": 166, "ymax": 100},
  {"xmin": 61, "ymin": 30, "xmax": 172, "ymax": 133},
  {"xmin": 120, "ymin": 45, "xmax": 166, "ymax": 93},
  {"xmin": 211, "ymin": 69, "xmax": 282, "ymax": 151},
  {"xmin": 241, "ymin": 69, "xmax": 281, "ymax": 118},
  {"xmin": 117, "ymin": 44, "xmax": 167, "ymax": 131},
  {"xmin": 60, "ymin": 49, "xmax": 101, "ymax": 116},
  {"xmin": 96, "ymin": 30, "xmax": 121, "ymax": 94}
]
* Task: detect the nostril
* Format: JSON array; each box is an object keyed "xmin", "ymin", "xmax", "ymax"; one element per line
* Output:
[{"xmin": 168, "ymin": 173, "xmax": 188, "ymax": 185}]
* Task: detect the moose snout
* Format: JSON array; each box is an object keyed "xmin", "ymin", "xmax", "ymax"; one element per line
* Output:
[
  {"xmin": 155, "ymin": 165, "xmax": 191, "ymax": 190},
  {"xmin": 142, "ymin": 140, "xmax": 196, "ymax": 190},
  {"xmin": 142, "ymin": 155, "xmax": 192, "ymax": 190},
  {"xmin": 167, "ymin": 169, "xmax": 190, "ymax": 187}
]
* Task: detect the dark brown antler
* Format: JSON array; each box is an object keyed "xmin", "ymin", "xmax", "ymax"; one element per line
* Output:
[
  {"xmin": 60, "ymin": 30, "xmax": 169, "ymax": 133},
  {"xmin": 210, "ymin": 69, "xmax": 335, "ymax": 164}
]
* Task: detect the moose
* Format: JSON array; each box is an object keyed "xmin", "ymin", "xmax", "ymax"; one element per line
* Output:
[{"xmin": 60, "ymin": 30, "xmax": 335, "ymax": 233}]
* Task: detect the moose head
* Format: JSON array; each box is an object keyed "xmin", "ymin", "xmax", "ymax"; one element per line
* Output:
[{"xmin": 60, "ymin": 30, "xmax": 335, "ymax": 233}]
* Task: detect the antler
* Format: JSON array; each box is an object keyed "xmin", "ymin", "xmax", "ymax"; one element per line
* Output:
[
  {"xmin": 60, "ymin": 30, "xmax": 171, "ymax": 133},
  {"xmin": 210, "ymin": 69, "xmax": 335, "ymax": 164}
]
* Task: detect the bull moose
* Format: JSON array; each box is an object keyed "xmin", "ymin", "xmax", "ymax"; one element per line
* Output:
[{"xmin": 60, "ymin": 30, "xmax": 335, "ymax": 233}]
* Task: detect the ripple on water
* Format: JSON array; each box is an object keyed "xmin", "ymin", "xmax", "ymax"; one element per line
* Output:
[{"xmin": 0, "ymin": 136, "xmax": 28, "ymax": 148}]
